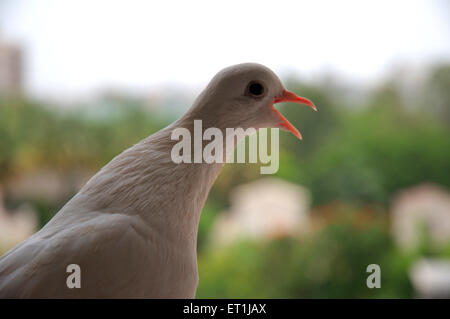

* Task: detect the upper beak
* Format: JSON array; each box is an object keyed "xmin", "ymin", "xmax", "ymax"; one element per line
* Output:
[{"xmin": 272, "ymin": 89, "xmax": 317, "ymax": 140}]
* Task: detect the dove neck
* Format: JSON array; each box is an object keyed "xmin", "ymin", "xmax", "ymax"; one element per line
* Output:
[{"xmin": 79, "ymin": 115, "xmax": 229, "ymax": 245}]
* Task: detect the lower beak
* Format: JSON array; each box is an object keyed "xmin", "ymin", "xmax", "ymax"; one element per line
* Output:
[{"xmin": 272, "ymin": 89, "xmax": 317, "ymax": 140}]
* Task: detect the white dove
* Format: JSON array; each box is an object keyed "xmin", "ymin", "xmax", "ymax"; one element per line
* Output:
[{"xmin": 0, "ymin": 63, "xmax": 316, "ymax": 298}]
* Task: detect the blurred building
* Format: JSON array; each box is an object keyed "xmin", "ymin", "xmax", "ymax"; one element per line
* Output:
[
  {"xmin": 0, "ymin": 40, "xmax": 23, "ymax": 95},
  {"xmin": 391, "ymin": 183, "xmax": 450, "ymax": 249},
  {"xmin": 211, "ymin": 178, "xmax": 311, "ymax": 246},
  {"xmin": 410, "ymin": 258, "xmax": 450, "ymax": 298},
  {"xmin": 0, "ymin": 187, "xmax": 37, "ymax": 254},
  {"xmin": 5, "ymin": 169, "xmax": 92, "ymax": 202}
]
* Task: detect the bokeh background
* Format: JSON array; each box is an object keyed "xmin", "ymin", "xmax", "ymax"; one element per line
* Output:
[{"xmin": 1, "ymin": 0, "xmax": 450, "ymax": 298}]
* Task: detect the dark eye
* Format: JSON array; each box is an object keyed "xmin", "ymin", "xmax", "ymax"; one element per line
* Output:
[{"xmin": 247, "ymin": 81, "xmax": 265, "ymax": 98}]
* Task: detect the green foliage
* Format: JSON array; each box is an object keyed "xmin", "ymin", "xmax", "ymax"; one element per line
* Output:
[
  {"xmin": 424, "ymin": 64, "xmax": 450, "ymax": 125},
  {"xmin": 300, "ymin": 106, "xmax": 450, "ymax": 205},
  {"xmin": 197, "ymin": 200, "xmax": 221, "ymax": 253},
  {"xmin": 197, "ymin": 214, "xmax": 413, "ymax": 298},
  {"xmin": 0, "ymin": 96, "xmax": 165, "ymax": 179}
]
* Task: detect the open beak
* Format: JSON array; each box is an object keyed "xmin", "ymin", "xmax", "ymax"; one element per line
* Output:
[{"xmin": 272, "ymin": 89, "xmax": 317, "ymax": 140}]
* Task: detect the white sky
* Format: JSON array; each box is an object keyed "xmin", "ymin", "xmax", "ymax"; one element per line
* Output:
[{"xmin": 1, "ymin": 0, "xmax": 449, "ymax": 99}]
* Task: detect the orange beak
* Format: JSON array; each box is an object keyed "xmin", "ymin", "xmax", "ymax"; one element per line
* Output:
[{"xmin": 272, "ymin": 89, "xmax": 317, "ymax": 140}]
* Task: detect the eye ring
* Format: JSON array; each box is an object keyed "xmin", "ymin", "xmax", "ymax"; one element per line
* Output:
[{"xmin": 246, "ymin": 81, "xmax": 266, "ymax": 98}]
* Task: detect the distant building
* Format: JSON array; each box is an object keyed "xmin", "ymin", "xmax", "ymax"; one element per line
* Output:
[
  {"xmin": 0, "ymin": 41, "xmax": 23, "ymax": 95},
  {"xmin": 6, "ymin": 169, "xmax": 92, "ymax": 202},
  {"xmin": 0, "ymin": 187, "xmax": 37, "ymax": 254},
  {"xmin": 391, "ymin": 183, "xmax": 450, "ymax": 249},
  {"xmin": 211, "ymin": 178, "xmax": 311, "ymax": 246},
  {"xmin": 410, "ymin": 258, "xmax": 450, "ymax": 298}
]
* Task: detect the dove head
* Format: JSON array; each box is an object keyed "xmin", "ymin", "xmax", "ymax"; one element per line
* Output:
[{"xmin": 188, "ymin": 63, "xmax": 317, "ymax": 140}]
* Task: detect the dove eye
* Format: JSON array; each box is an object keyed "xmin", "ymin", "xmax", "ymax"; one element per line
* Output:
[{"xmin": 246, "ymin": 81, "xmax": 265, "ymax": 98}]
